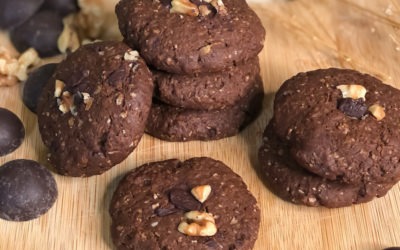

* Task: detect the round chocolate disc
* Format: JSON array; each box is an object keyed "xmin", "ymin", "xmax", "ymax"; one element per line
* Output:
[
  {"xmin": 0, "ymin": 108, "xmax": 25, "ymax": 156},
  {"xmin": 0, "ymin": 0, "xmax": 44, "ymax": 30},
  {"xmin": 0, "ymin": 159, "xmax": 58, "ymax": 221},
  {"xmin": 23, "ymin": 63, "xmax": 58, "ymax": 113},
  {"xmin": 9, "ymin": 10, "xmax": 63, "ymax": 57},
  {"xmin": 42, "ymin": 0, "xmax": 79, "ymax": 17}
]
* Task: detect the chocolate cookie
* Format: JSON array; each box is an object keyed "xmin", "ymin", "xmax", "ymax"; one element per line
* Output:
[
  {"xmin": 259, "ymin": 122, "xmax": 395, "ymax": 208},
  {"xmin": 0, "ymin": 108, "xmax": 25, "ymax": 156},
  {"xmin": 37, "ymin": 41, "xmax": 154, "ymax": 177},
  {"xmin": 154, "ymin": 57, "xmax": 260, "ymax": 110},
  {"xmin": 273, "ymin": 68, "xmax": 400, "ymax": 185},
  {"xmin": 146, "ymin": 75, "xmax": 263, "ymax": 141},
  {"xmin": 116, "ymin": 0, "xmax": 265, "ymax": 74},
  {"xmin": 110, "ymin": 157, "xmax": 260, "ymax": 250}
]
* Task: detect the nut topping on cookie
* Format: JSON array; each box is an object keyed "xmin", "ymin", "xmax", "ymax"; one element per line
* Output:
[
  {"xmin": 369, "ymin": 104, "xmax": 385, "ymax": 121},
  {"xmin": 170, "ymin": 0, "xmax": 199, "ymax": 17},
  {"xmin": 191, "ymin": 185, "xmax": 212, "ymax": 203},
  {"xmin": 124, "ymin": 50, "xmax": 139, "ymax": 61},
  {"xmin": 57, "ymin": 91, "xmax": 74, "ymax": 114},
  {"xmin": 336, "ymin": 84, "xmax": 367, "ymax": 100},
  {"xmin": 178, "ymin": 211, "xmax": 217, "ymax": 236},
  {"xmin": 337, "ymin": 98, "xmax": 368, "ymax": 119},
  {"xmin": 54, "ymin": 80, "xmax": 65, "ymax": 97},
  {"xmin": 56, "ymin": 89, "xmax": 94, "ymax": 115},
  {"xmin": 82, "ymin": 92, "xmax": 94, "ymax": 111},
  {"xmin": 199, "ymin": 5, "xmax": 212, "ymax": 16},
  {"xmin": 210, "ymin": 0, "xmax": 228, "ymax": 16}
]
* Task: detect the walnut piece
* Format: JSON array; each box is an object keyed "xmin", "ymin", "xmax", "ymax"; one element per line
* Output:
[
  {"xmin": 0, "ymin": 47, "xmax": 40, "ymax": 83},
  {"xmin": 54, "ymin": 80, "xmax": 65, "ymax": 97},
  {"xmin": 368, "ymin": 104, "xmax": 385, "ymax": 121},
  {"xmin": 124, "ymin": 50, "xmax": 139, "ymax": 61},
  {"xmin": 170, "ymin": 0, "xmax": 199, "ymax": 17},
  {"xmin": 57, "ymin": 91, "xmax": 74, "ymax": 114},
  {"xmin": 199, "ymin": 5, "xmax": 212, "ymax": 16},
  {"xmin": 336, "ymin": 84, "xmax": 367, "ymax": 100},
  {"xmin": 191, "ymin": 185, "xmax": 212, "ymax": 203},
  {"xmin": 82, "ymin": 92, "xmax": 94, "ymax": 110},
  {"xmin": 210, "ymin": 0, "xmax": 228, "ymax": 16},
  {"xmin": 178, "ymin": 211, "xmax": 217, "ymax": 237},
  {"xmin": 58, "ymin": 14, "xmax": 81, "ymax": 54}
]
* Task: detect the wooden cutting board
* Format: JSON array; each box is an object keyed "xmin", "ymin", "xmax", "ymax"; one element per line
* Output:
[{"xmin": 1, "ymin": 0, "xmax": 400, "ymax": 249}]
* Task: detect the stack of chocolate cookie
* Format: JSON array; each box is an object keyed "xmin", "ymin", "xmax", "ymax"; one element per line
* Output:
[
  {"xmin": 116, "ymin": 0, "xmax": 266, "ymax": 141},
  {"xmin": 259, "ymin": 68, "xmax": 400, "ymax": 208}
]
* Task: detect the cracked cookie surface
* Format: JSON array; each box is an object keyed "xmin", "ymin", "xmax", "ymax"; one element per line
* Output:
[{"xmin": 37, "ymin": 41, "xmax": 153, "ymax": 177}]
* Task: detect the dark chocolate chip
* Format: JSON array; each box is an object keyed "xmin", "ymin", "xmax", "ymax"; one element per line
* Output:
[
  {"xmin": 0, "ymin": 0, "xmax": 44, "ymax": 30},
  {"xmin": 337, "ymin": 98, "xmax": 368, "ymax": 119},
  {"xmin": 384, "ymin": 248, "xmax": 400, "ymax": 250},
  {"xmin": 0, "ymin": 159, "xmax": 58, "ymax": 221},
  {"xmin": 155, "ymin": 205, "xmax": 179, "ymax": 217},
  {"xmin": 42, "ymin": 0, "xmax": 79, "ymax": 17},
  {"xmin": 0, "ymin": 108, "xmax": 25, "ymax": 156},
  {"xmin": 10, "ymin": 10, "xmax": 63, "ymax": 57},
  {"xmin": 169, "ymin": 188, "xmax": 201, "ymax": 211},
  {"xmin": 23, "ymin": 63, "xmax": 57, "ymax": 113},
  {"xmin": 73, "ymin": 91, "xmax": 83, "ymax": 106},
  {"xmin": 204, "ymin": 240, "xmax": 221, "ymax": 249}
]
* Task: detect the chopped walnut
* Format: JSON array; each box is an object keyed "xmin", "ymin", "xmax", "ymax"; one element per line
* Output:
[
  {"xmin": 170, "ymin": 0, "xmax": 199, "ymax": 17},
  {"xmin": 336, "ymin": 84, "xmax": 367, "ymax": 100},
  {"xmin": 82, "ymin": 92, "xmax": 94, "ymax": 110},
  {"xmin": 0, "ymin": 47, "xmax": 40, "ymax": 83},
  {"xmin": 178, "ymin": 211, "xmax": 217, "ymax": 237},
  {"xmin": 55, "ymin": 80, "xmax": 65, "ymax": 97},
  {"xmin": 191, "ymin": 185, "xmax": 212, "ymax": 203},
  {"xmin": 124, "ymin": 50, "xmax": 139, "ymax": 61},
  {"xmin": 368, "ymin": 104, "xmax": 385, "ymax": 121},
  {"xmin": 58, "ymin": 14, "xmax": 81, "ymax": 54},
  {"xmin": 210, "ymin": 0, "xmax": 228, "ymax": 16}
]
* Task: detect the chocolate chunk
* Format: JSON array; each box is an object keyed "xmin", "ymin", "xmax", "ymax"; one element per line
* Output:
[
  {"xmin": 0, "ymin": 0, "xmax": 44, "ymax": 30},
  {"xmin": 23, "ymin": 63, "xmax": 57, "ymax": 113},
  {"xmin": 155, "ymin": 205, "xmax": 178, "ymax": 217},
  {"xmin": 0, "ymin": 159, "xmax": 58, "ymax": 221},
  {"xmin": 204, "ymin": 239, "xmax": 221, "ymax": 249},
  {"xmin": 42, "ymin": 0, "xmax": 79, "ymax": 17},
  {"xmin": 337, "ymin": 98, "xmax": 368, "ymax": 119},
  {"xmin": 169, "ymin": 188, "xmax": 201, "ymax": 211},
  {"xmin": 0, "ymin": 108, "xmax": 25, "ymax": 156},
  {"xmin": 10, "ymin": 10, "xmax": 63, "ymax": 57}
]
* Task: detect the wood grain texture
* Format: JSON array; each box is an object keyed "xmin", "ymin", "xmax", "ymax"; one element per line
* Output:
[{"xmin": 1, "ymin": 0, "xmax": 400, "ymax": 249}]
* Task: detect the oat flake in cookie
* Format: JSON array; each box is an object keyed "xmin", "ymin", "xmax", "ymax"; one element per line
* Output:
[
  {"xmin": 116, "ymin": 0, "xmax": 265, "ymax": 74},
  {"xmin": 259, "ymin": 123, "xmax": 396, "ymax": 208},
  {"xmin": 110, "ymin": 157, "xmax": 260, "ymax": 250},
  {"xmin": 37, "ymin": 41, "xmax": 154, "ymax": 177},
  {"xmin": 273, "ymin": 68, "xmax": 400, "ymax": 185}
]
